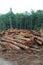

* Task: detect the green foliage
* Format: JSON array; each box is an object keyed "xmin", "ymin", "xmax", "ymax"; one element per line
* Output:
[{"xmin": 0, "ymin": 10, "xmax": 43, "ymax": 30}]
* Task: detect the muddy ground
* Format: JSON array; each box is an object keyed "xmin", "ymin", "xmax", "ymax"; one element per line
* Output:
[{"xmin": 0, "ymin": 47, "xmax": 43, "ymax": 65}]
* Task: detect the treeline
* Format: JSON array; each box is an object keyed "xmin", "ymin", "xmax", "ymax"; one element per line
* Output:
[{"xmin": 0, "ymin": 10, "xmax": 43, "ymax": 31}]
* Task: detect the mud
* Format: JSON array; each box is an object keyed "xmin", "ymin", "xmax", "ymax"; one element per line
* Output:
[{"xmin": 0, "ymin": 49, "xmax": 43, "ymax": 65}]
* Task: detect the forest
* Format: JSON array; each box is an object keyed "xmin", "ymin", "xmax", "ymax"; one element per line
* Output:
[{"xmin": 0, "ymin": 9, "xmax": 43, "ymax": 31}]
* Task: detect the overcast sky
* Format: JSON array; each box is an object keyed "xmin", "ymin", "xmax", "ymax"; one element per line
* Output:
[{"xmin": 0, "ymin": 0, "xmax": 43, "ymax": 14}]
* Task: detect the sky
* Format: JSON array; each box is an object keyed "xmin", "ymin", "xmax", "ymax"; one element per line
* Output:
[{"xmin": 0, "ymin": 0, "xmax": 43, "ymax": 14}]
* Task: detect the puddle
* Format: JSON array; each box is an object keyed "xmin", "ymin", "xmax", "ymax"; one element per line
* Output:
[{"xmin": 0, "ymin": 57, "xmax": 13, "ymax": 65}]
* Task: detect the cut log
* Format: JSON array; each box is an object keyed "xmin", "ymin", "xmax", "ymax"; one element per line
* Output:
[
  {"xmin": 11, "ymin": 41, "xmax": 31, "ymax": 51},
  {"xmin": 10, "ymin": 44, "xmax": 21, "ymax": 51},
  {"xmin": 31, "ymin": 30, "xmax": 41, "ymax": 37},
  {"xmin": 35, "ymin": 39, "xmax": 42, "ymax": 45},
  {"xmin": 1, "ymin": 38, "xmax": 11, "ymax": 42},
  {"xmin": 0, "ymin": 41, "xmax": 21, "ymax": 51},
  {"xmin": 34, "ymin": 36, "xmax": 43, "ymax": 43}
]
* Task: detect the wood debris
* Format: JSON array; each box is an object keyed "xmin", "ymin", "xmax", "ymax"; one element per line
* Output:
[{"xmin": 0, "ymin": 29, "xmax": 43, "ymax": 53}]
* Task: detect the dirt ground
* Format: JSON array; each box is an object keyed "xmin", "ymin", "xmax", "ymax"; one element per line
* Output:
[{"xmin": 0, "ymin": 47, "xmax": 43, "ymax": 65}]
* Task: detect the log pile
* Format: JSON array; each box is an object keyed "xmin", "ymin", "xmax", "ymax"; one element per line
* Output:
[{"xmin": 0, "ymin": 29, "xmax": 43, "ymax": 53}]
